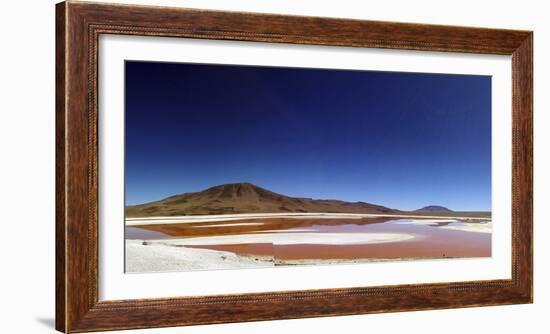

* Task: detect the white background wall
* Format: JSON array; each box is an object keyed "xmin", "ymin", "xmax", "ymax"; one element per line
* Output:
[{"xmin": 0, "ymin": 0, "xmax": 547, "ymax": 333}]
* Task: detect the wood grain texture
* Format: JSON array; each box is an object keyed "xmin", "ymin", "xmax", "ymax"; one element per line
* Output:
[
  {"xmin": 55, "ymin": 2, "xmax": 67, "ymax": 332},
  {"xmin": 55, "ymin": 1, "xmax": 533, "ymax": 332}
]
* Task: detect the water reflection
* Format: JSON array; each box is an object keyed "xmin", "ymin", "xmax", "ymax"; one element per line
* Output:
[{"xmin": 125, "ymin": 217, "xmax": 491, "ymax": 261}]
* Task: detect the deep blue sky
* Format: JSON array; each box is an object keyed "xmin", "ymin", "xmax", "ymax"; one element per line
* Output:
[{"xmin": 125, "ymin": 61, "xmax": 491, "ymax": 211}]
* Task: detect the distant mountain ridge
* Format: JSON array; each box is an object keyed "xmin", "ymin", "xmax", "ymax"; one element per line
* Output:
[
  {"xmin": 125, "ymin": 182, "xmax": 399, "ymax": 217},
  {"xmin": 415, "ymin": 205, "xmax": 452, "ymax": 212}
]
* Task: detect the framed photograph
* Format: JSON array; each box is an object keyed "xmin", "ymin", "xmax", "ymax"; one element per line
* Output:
[{"xmin": 56, "ymin": 1, "xmax": 532, "ymax": 332}]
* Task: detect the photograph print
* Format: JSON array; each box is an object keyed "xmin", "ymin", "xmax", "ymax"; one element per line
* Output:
[{"xmin": 124, "ymin": 61, "xmax": 492, "ymax": 273}]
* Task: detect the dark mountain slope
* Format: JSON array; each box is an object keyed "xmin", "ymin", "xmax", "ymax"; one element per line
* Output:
[{"xmin": 126, "ymin": 182, "xmax": 399, "ymax": 217}]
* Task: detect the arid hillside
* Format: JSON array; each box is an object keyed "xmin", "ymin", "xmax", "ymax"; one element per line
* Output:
[{"xmin": 125, "ymin": 183, "xmax": 399, "ymax": 217}]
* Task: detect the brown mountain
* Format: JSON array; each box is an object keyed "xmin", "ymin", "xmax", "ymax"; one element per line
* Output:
[{"xmin": 125, "ymin": 182, "xmax": 399, "ymax": 217}]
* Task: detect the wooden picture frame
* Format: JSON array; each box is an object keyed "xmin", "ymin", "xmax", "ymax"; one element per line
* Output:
[{"xmin": 56, "ymin": 1, "xmax": 532, "ymax": 332}]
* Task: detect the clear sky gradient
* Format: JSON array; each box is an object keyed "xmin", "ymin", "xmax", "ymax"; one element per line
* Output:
[{"xmin": 125, "ymin": 61, "xmax": 491, "ymax": 211}]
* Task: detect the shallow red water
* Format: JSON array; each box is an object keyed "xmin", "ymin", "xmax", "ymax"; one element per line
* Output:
[{"xmin": 125, "ymin": 217, "xmax": 491, "ymax": 261}]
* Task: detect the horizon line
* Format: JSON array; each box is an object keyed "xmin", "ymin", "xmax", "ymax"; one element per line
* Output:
[{"xmin": 125, "ymin": 181, "xmax": 491, "ymax": 212}]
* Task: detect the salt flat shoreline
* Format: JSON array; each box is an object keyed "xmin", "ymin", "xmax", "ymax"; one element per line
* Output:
[
  {"xmin": 397, "ymin": 219, "xmax": 493, "ymax": 234},
  {"xmin": 125, "ymin": 240, "xmax": 486, "ymax": 273},
  {"xmin": 125, "ymin": 212, "xmax": 490, "ymax": 226},
  {"xmin": 133, "ymin": 232, "xmax": 415, "ymax": 247},
  {"xmin": 126, "ymin": 240, "xmax": 272, "ymax": 272},
  {"xmin": 125, "ymin": 232, "xmax": 418, "ymax": 272},
  {"xmin": 125, "ymin": 213, "xmax": 492, "ymax": 272}
]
